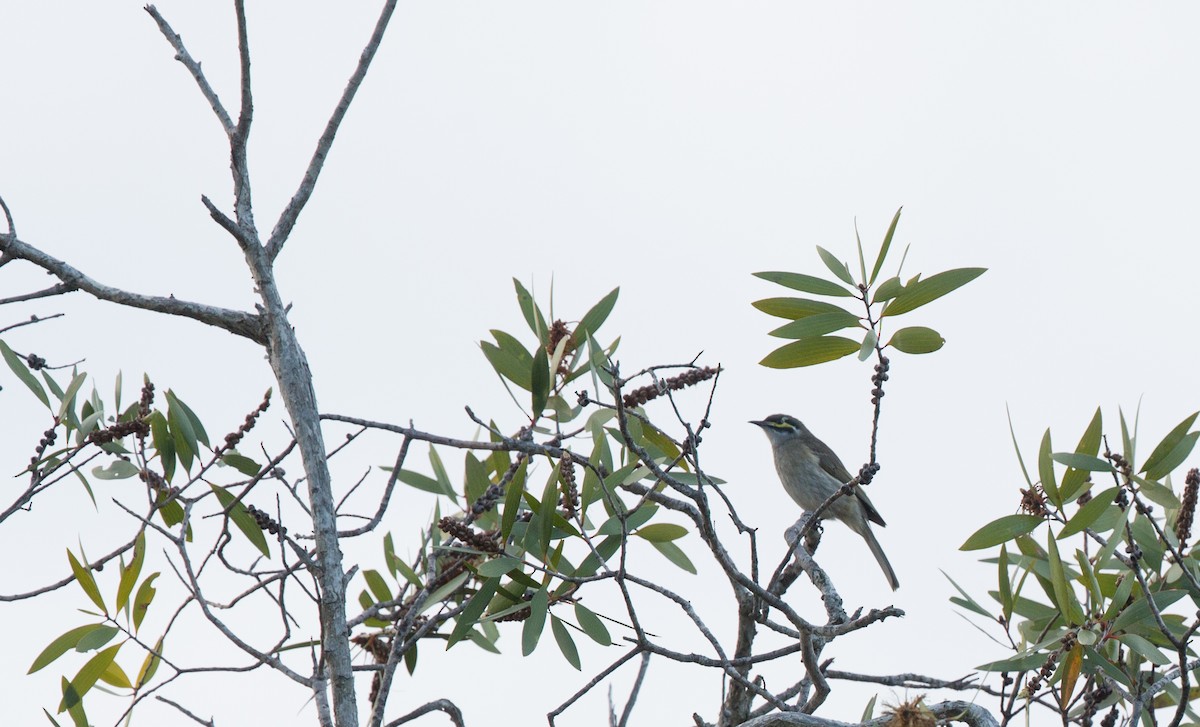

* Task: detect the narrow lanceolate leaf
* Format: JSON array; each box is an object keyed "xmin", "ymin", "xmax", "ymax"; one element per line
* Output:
[
  {"xmin": 513, "ymin": 278, "xmax": 547, "ymax": 339},
  {"xmin": 531, "ymin": 345, "xmax": 550, "ymax": 416},
  {"xmin": 1141, "ymin": 412, "xmax": 1200, "ymax": 481},
  {"xmin": 960, "ymin": 514, "xmax": 1044, "ymax": 551},
  {"xmin": 132, "ymin": 573, "xmax": 160, "ymax": 632},
  {"xmin": 634, "ymin": 523, "xmax": 688, "ymax": 542},
  {"xmin": 136, "ymin": 637, "xmax": 164, "ymax": 688},
  {"xmin": 574, "ymin": 603, "xmax": 612, "ymax": 646},
  {"xmin": 1059, "ymin": 408, "xmax": 1102, "ymax": 502},
  {"xmin": 0, "ymin": 339, "xmax": 51, "ymax": 408},
  {"xmin": 60, "ymin": 643, "xmax": 122, "ymax": 712},
  {"xmin": 210, "ymin": 484, "xmax": 271, "ymax": 558},
  {"xmin": 447, "ymin": 578, "xmax": 500, "ymax": 648},
  {"xmin": 769, "ymin": 311, "xmax": 861, "ymax": 339},
  {"xmin": 652, "ymin": 541, "xmax": 697, "ymax": 574},
  {"xmin": 760, "ymin": 336, "xmax": 860, "ymax": 368},
  {"xmin": 56, "ymin": 372, "xmax": 88, "ymax": 422},
  {"xmin": 815, "ymin": 246, "xmax": 856, "ymax": 286},
  {"xmin": 998, "ymin": 545, "xmax": 1013, "ymax": 626},
  {"xmin": 29, "ymin": 625, "xmax": 106, "ymax": 674},
  {"xmin": 882, "ymin": 267, "xmax": 987, "ymax": 317},
  {"xmin": 1050, "ymin": 453, "xmax": 1114, "ymax": 473},
  {"xmin": 872, "ymin": 277, "xmax": 904, "ymax": 304},
  {"xmin": 67, "ymin": 551, "xmax": 106, "ymax": 614},
  {"xmin": 521, "ymin": 588, "xmax": 549, "ymax": 656},
  {"xmin": 1112, "ymin": 590, "xmax": 1187, "ymax": 633},
  {"xmin": 362, "ymin": 569, "xmax": 393, "ymax": 604},
  {"xmin": 1037, "ymin": 429, "xmax": 1060, "ymax": 508},
  {"xmin": 551, "ymin": 616, "xmax": 581, "ymax": 670},
  {"xmin": 887, "ymin": 326, "xmax": 945, "ymax": 354},
  {"xmin": 753, "ymin": 271, "xmax": 853, "ymax": 298},
  {"xmin": 1046, "ymin": 533, "xmax": 1083, "ymax": 626},
  {"xmin": 752, "ymin": 297, "xmax": 851, "ymax": 320},
  {"xmin": 99, "ymin": 660, "xmax": 132, "ymax": 689},
  {"xmin": 869, "ymin": 207, "xmax": 903, "ymax": 285},
  {"xmin": 166, "ymin": 394, "xmax": 197, "ymax": 473},
  {"xmin": 577, "ymin": 288, "xmax": 620, "ymax": 340},
  {"xmin": 116, "ymin": 532, "xmax": 146, "ymax": 613},
  {"xmin": 1058, "ymin": 488, "xmax": 1120, "ymax": 538}
]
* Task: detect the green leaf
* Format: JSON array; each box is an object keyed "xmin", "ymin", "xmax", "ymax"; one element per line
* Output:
[
  {"xmin": 67, "ymin": 550, "xmax": 106, "ymax": 614},
  {"xmin": 1058, "ymin": 488, "xmax": 1120, "ymax": 539},
  {"xmin": 960, "ymin": 514, "xmax": 1044, "ymax": 551},
  {"xmin": 420, "ymin": 572, "xmax": 470, "ymax": 615},
  {"xmin": 634, "ymin": 523, "xmax": 688, "ymax": 542},
  {"xmin": 136, "ymin": 637, "xmax": 164, "ymax": 688},
  {"xmin": 447, "ymin": 578, "xmax": 500, "ymax": 648},
  {"xmin": 56, "ymin": 372, "xmax": 87, "ymax": 423},
  {"xmin": 577, "ymin": 288, "xmax": 620, "ymax": 340},
  {"xmin": 1060, "ymin": 408, "xmax": 1102, "ymax": 502},
  {"xmin": 815, "ymin": 246, "xmax": 856, "ymax": 286},
  {"xmin": 1037, "ymin": 428, "xmax": 1060, "ymax": 508},
  {"xmin": 652, "ymin": 541, "xmax": 696, "ymax": 574},
  {"xmin": 887, "ymin": 326, "xmax": 945, "ymax": 354},
  {"xmin": 148, "ymin": 411, "xmax": 175, "ymax": 483},
  {"xmin": 99, "ymin": 659, "xmax": 132, "ymax": 689},
  {"xmin": 753, "ymin": 271, "xmax": 853, "ymax": 298},
  {"xmin": 882, "ymin": 267, "xmax": 987, "ymax": 317},
  {"xmin": 92, "ymin": 460, "xmax": 140, "ymax": 480},
  {"xmin": 1112, "ymin": 590, "xmax": 1186, "ymax": 633},
  {"xmin": 760, "ymin": 336, "xmax": 860, "ymax": 368},
  {"xmin": 977, "ymin": 652, "xmax": 1047, "ymax": 672},
  {"xmin": 363, "ymin": 569, "xmax": 393, "ymax": 604},
  {"xmin": 0, "ymin": 339, "xmax": 50, "ymax": 408},
  {"xmin": 210, "ymin": 484, "xmax": 270, "ymax": 559},
  {"xmin": 166, "ymin": 392, "xmax": 197, "ymax": 473},
  {"xmin": 60, "ymin": 643, "xmax": 122, "ymax": 712},
  {"xmin": 521, "ymin": 588, "xmax": 549, "ymax": 656},
  {"xmin": 132, "ymin": 573, "xmax": 159, "ymax": 632},
  {"xmin": 221, "ymin": 453, "xmax": 262, "ymax": 477},
  {"xmin": 1119, "ymin": 634, "xmax": 1172, "ymax": 666},
  {"xmin": 1141, "ymin": 412, "xmax": 1200, "ymax": 480},
  {"xmin": 872, "ymin": 277, "xmax": 904, "ymax": 304},
  {"xmin": 74, "ymin": 623, "xmax": 116, "ymax": 652},
  {"xmin": 168, "ymin": 392, "xmax": 209, "ymax": 448},
  {"xmin": 551, "ymin": 616, "xmax": 581, "ymax": 670},
  {"xmin": 1051, "ymin": 453, "xmax": 1114, "ymax": 473},
  {"xmin": 998, "ymin": 545, "xmax": 1013, "ymax": 625},
  {"xmin": 856, "ymin": 329, "xmax": 877, "ymax": 361},
  {"xmin": 531, "ymin": 345, "xmax": 550, "ymax": 416},
  {"xmin": 500, "ymin": 461, "xmax": 528, "ymax": 542},
  {"xmin": 396, "ymin": 469, "xmax": 449, "ymax": 496},
  {"xmin": 116, "ymin": 532, "xmax": 146, "ymax": 614},
  {"xmin": 768, "ymin": 311, "xmax": 861, "ymax": 339},
  {"xmin": 1046, "ymin": 531, "xmax": 1083, "ymax": 625},
  {"xmin": 869, "ymin": 207, "xmax": 902, "ymax": 285},
  {"xmin": 29, "ymin": 625, "xmax": 106, "ymax": 674},
  {"xmin": 944, "ymin": 570, "xmax": 992, "ymax": 619},
  {"xmin": 428, "ymin": 448, "xmax": 458, "ymax": 500},
  {"xmin": 752, "ymin": 297, "xmax": 851, "ymax": 320},
  {"xmin": 513, "ymin": 279, "xmax": 548, "ymax": 339},
  {"xmin": 477, "ymin": 556, "xmax": 521, "ymax": 578},
  {"xmin": 574, "ymin": 603, "xmax": 611, "ymax": 646}
]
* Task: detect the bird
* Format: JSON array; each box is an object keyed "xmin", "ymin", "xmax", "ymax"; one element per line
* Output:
[{"xmin": 751, "ymin": 413, "xmax": 899, "ymax": 590}]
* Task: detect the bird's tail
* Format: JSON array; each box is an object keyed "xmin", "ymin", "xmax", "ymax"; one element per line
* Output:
[{"xmin": 859, "ymin": 526, "xmax": 899, "ymax": 591}]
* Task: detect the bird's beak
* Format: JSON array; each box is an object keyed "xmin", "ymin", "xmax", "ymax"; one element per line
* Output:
[{"xmin": 749, "ymin": 420, "xmax": 765, "ymax": 427}]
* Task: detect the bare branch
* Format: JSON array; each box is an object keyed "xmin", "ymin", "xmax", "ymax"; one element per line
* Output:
[
  {"xmin": 265, "ymin": 0, "xmax": 400, "ymax": 260},
  {"xmin": 144, "ymin": 5, "xmax": 236, "ymax": 136},
  {"xmin": 382, "ymin": 699, "xmax": 465, "ymax": 727},
  {"xmin": 0, "ymin": 234, "xmax": 264, "ymax": 342}
]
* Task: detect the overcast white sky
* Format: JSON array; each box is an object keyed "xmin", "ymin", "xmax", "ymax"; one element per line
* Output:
[{"xmin": 4, "ymin": 2, "xmax": 1200, "ymax": 725}]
